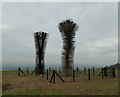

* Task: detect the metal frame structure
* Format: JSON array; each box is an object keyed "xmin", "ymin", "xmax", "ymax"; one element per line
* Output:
[{"xmin": 34, "ymin": 32, "xmax": 48, "ymax": 75}]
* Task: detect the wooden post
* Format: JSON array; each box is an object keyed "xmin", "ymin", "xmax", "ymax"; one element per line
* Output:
[
  {"xmin": 93, "ymin": 67, "xmax": 94, "ymax": 75},
  {"xmin": 53, "ymin": 70, "xmax": 55, "ymax": 84},
  {"xmin": 112, "ymin": 68, "xmax": 115, "ymax": 78},
  {"xmin": 26, "ymin": 68, "xmax": 29, "ymax": 75},
  {"xmin": 73, "ymin": 69, "xmax": 75, "ymax": 82},
  {"xmin": 55, "ymin": 71, "xmax": 65, "ymax": 82},
  {"xmin": 104, "ymin": 67, "xmax": 107, "ymax": 77},
  {"xmin": 50, "ymin": 70, "xmax": 54, "ymax": 82},
  {"xmin": 84, "ymin": 67, "xmax": 86, "ymax": 74},
  {"xmin": 18, "ymin": 67, "xmax": 20, "ymax": 76},
  {"xmin": 50, "ymin": 70, "xmax": 65, "ymax": 83},
  {"xmin": 102, "ymin": 68, "xmax": 104, "ymax": 78},
  {"xmin": 18, "ymin": 67, "xmax": 25, "ymax": 76},
  {"xmin": 31, "ymin": 69, "xmax": 35, "ymax": 75},
  {"xmin": 47, "ymin": 69, "xmax": 48, "ymax": 80},
  {"xmin": 76, "ymin": 67, "xmax": 79, "ymax": 74},
  {"xmin": 88, "ymin": 69, "xmax": 90, "ymax": 80}
]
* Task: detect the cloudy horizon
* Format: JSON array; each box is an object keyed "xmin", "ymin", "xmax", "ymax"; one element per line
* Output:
[{"xmin": 2, "ymin": 2, "xmax": 118, "ymax": 70}]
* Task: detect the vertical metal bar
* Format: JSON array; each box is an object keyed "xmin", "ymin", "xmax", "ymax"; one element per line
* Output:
[
  {"xmin": 104, "ymin": 67, "xmax": 107, "ymax": 77},
  {"xmin": 73, "ymin": 69, "xmax": 75, "ymax": 82},
  {"xmin": 88, "ymin": 69, "xmax": 90, "ymax": 80},
  {"xmin": 18, "ymin": 67, "xmax": 20, "ymax": 76},
  {"xmin": 93, "ymin": 67, "xmax": 94, "ymax": 75},
  {"xmin": 76, "ymin": 67, "xmax": 79, "ymax": 74},
  {"xmin": 84, "ymin": 67, "xmax": 86, "ymax": 74},
  {"xmin": 112, "ymin": 68, "xmax": 115, "ymax": 78},
  {"xmin": 53, "ymin": 70, "xmax": 55, "ymax": 84},
  {"xmin": 102, "ymin": 68, "xmax": 104, "ymax": 78},
  {"xmin": 47, "ymin": 69, "xmax": 48, "ymax": 80}
]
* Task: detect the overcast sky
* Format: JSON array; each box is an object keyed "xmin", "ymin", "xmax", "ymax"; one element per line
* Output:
[{"xmin": 2, "ymin": 2, "xmax": 118, "ymax": 70}]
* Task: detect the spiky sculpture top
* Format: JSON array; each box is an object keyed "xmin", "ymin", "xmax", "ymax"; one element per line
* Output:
[{"xmin": 58, "ymin": 19, "xmax": 79, "ymax": 77}]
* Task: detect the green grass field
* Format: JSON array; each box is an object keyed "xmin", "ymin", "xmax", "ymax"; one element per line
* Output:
[{"xmin": 2, "ymin": 69, "xmax": 119, "ymax": 95}]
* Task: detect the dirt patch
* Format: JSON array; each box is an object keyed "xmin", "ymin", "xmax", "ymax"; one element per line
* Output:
[{"xmin": 2, "ymin": 83, "xmax": 11, "ymax": 91}]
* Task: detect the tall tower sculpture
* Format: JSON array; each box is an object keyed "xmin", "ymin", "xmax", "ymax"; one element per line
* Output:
[
  {"xmin": 58, "ymin": 19, "xmax": 79, "ymax": 77},
  {"xmin": 34, "ymin": 32, "xmax": 48, "ymax": 75}
]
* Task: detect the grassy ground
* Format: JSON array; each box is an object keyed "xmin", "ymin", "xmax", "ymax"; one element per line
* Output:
[{"xmin": 2, "ymin": 69, "xmax": 119, "ymax": 95}]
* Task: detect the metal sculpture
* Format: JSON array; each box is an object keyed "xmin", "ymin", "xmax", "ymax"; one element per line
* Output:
[
  {"xmin": 34, "ymin": 31, "xmax": 48, "ymax": 75},
  {"xmin": 58, "ymin": 19, "xmax": 79, "ymax": 77}
]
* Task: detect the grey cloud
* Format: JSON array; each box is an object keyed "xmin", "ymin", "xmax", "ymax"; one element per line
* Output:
[{"xmin": 2, "ymin": 2, "xmax": 118, "ymax": 69}]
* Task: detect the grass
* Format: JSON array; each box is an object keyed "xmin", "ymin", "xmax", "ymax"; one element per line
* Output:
[
  {"xmin": 2, "ymin": 70, "xmax": 33, "ymax": 75},
  {"xmin": 2, "ymin": 70, "xmax": 18, "ymax": 75},
  {"xmin": 2, "ymin": 69, "xmax": 119, "ymax": 95}
]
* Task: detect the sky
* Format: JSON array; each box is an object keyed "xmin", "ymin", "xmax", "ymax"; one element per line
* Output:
[{"xmin": 2, "ymin": 2, "xmax": 118, "ymax": 70}]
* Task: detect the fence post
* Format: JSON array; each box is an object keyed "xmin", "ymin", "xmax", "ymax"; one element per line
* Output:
[
  {"xmin": 93, "ymin": 67, "xmax": 94, "ymax": 75},
  {"xmin": 88, "ymin": 69, "xmax": 90, "ymax": 80},
  {"xmin": 84, "ymin": 67, "xmax": 86, "ymax": 74},
  {"xmin": 76, "ymin": 67, "xmax": 79, "ymax": 74},
  {"xmin": 112, "ymin": 68, "xmax": 115, "ymax": 78},
  {"xmin": 102, "ymin": 68, "xmax": 104, "ymax": 78},
  {"xmin": 50, "ymin": 70, "xmax": 54, "ymax": 83},
  {"xmin": 47, "ymin": 69, "xmax": 48, "ymax": 80},
  {"xmin": 31, "ymin": 69, "xmax": 35, "ymax": 75},
  {"xmin": 18, "ymin": 67, "xmax": 20, "ymax": 76},
  {"xmin": 104, "ymin": 67, "xmax": 107, "ymax": 77},
  {"xmin": 53, "ymin": 70, "xmax": 55, "ymax": 84},
  {"xmin": 73, "ymin": 69, "xmax": 75, "ymax": 82}
]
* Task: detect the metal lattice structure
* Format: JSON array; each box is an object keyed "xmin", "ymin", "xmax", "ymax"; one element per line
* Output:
[
  {"xmin": 58, "ymin": 19, "xmax": 79, "ymax": 77},
  {"xmin": 34, "ymin": 32, "xmax": 48, "ymax": 75}
]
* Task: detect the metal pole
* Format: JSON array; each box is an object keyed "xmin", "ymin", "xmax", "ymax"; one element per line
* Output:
[
  {"xmin": 88, "ymin": 69, "xmax": 90, "ymax": 80},
  {"xmin": 47, "ymin": 69, "xmax": 48, "ymax": 80},
  {"xmin": 73, "ymin": 69, "xmax": 75, "ymax": 82},
  {"xmin": 102, "ymin": 68, "xmax": 104, "ymax": 78},
  {"xmin": 112, "ymin": 68, "xmax": 115, "ymax": 78},
  {"xmin": 18, "ymin": 67, "xmax": 20, "ymax": 76},
  {"xmin": 53, "ymin": 70, "xmax": 55, "ymax": 84},
  {"xmin": 93, "ymin": 67, "xmax": 94, "ymax": 75},
  {"xmin": 84, "ymin": 67, "xmax": 86, "ymax": 74}
]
